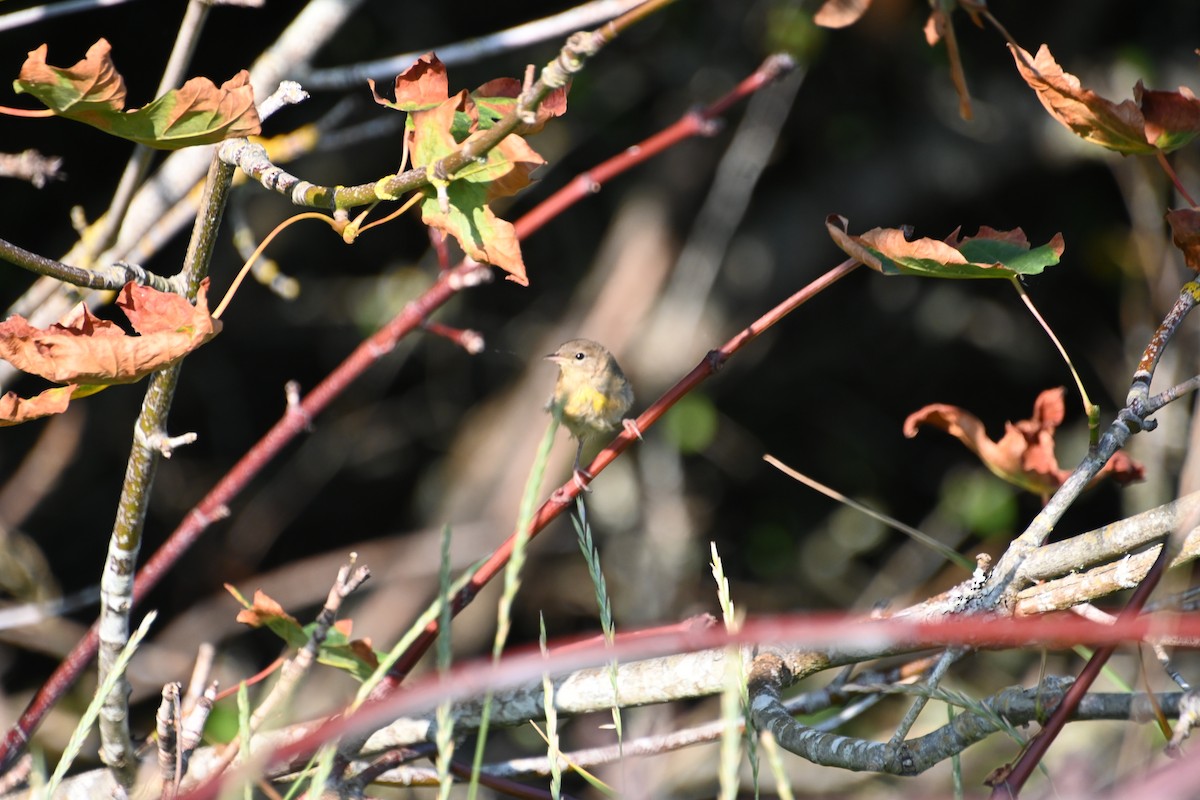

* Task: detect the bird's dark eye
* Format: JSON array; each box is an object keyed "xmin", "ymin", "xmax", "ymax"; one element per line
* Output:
[{"xmin": 574, "ymin": 352, "xmax": 585, "ymax": 361}]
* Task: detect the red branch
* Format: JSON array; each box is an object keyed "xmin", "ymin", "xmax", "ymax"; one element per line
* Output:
[
  {"xmin": 514, "ymin": 53, "xmax": 795, "ymax": 240},
  {"xmin": 177, "ymin": 610, "xmax": 1200, "ymax": 800}
]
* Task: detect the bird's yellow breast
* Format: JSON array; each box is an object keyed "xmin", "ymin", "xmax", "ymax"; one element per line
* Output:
[{"xmin": 553, "ymin": 375, "xmax": 629, "ymax": 438}]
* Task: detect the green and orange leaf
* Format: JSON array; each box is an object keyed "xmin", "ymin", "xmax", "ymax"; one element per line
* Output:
[
  {"xmin": 369, "ymin": 53, "xmax": 568, "ymax": 285},
  {"xmin": 13, "ymin": 39, "xmax": 260, "ymax": 149},
  {"xmin": 370, "ymin": 54, "xmax": 567, "ymax": 135},
  {"xmin": 827, "ymin": 215, "xmax": 1063, "ymax": 278},
  {"xmin": 228, "ymin": 586, "xmax": 379, "ymax": 680}
]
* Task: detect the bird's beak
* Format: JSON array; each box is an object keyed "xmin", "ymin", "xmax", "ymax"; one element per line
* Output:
[{"xmin": 544, "ymin": 352, "xmax": 564, "ymax": 364}]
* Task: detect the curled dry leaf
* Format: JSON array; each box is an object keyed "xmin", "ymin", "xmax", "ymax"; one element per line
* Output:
[
  {"xmin": 1010, "ymin": 44, "xmax": 1200, "ymax": 155},
  {"xmin": 0, "ymin": 281, "xmax": 220, "ymax": 425},
  {"xmin": 1165, "ymin": 208, "xmax": 1200, "ymax": 271},
  {"xmin": 0, "ymin": 279, "xmax": 221, "ymax": 385},
  {"xmin": 904, "ymin": 387, "xmax": 1145, "ymax": 498},
  {"xmin": 14, "ymin": 38, "xmax": 260, "ymax": 149},
  {"xmin": 827, "ymin": 215, "xmax": 1064, "ymax": 279},
  {"xmin": 0, "ymin": 385, "xmax": 75, "ymax": 427}
]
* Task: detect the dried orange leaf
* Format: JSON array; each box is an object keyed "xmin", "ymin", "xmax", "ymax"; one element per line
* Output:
[
  {"xmin": 1010, "ymin": 44, "xmax": 1200, "ymax": 155},
  {"xmin": 1166, "ymin": 208, "xmax": 1200, "ymax": 271},
  {"xmin": 905, "ymin": 388, "xmax": 1145, "ymax": 497},
  {"xmin": 371, "ymin": 52, "xmax": 449, "ymax": 111},
  {"xmin": 0, "ymin": 384, "xmax": 76, "ymax": 426},
  {"xmin": 0, "ymin": 279, "xmax": 221, "ymax": 385},
  {"xmin": 14, "ymin": 39, "xmax": 260, "ymax": 149},
  {"xmin": 15, "ymin": 39, "xmax": 125, "ymax": 115}
]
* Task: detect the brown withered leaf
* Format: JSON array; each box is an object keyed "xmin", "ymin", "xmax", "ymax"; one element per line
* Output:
[
  {"xmin": 904, "ymin": 388, "xmax": 1145, "ymax": 498},
  {"xmin": 0, "ymin": 385, "xmax": 75, "ymax": 426},
  {"xmin": 0, "ymin": 279, "xmax": 221, "ymax": 385},
  {"xmin": 1166, "ymin": 208, "xmax": 1200, "ymax": 271},
  {"xmin": 378, "ymin": 52, "xmax": 449, "ymax": 110},
  {"xmin": 1010, "ymin": 44, "xmax": 1200, "ymax": 155}
]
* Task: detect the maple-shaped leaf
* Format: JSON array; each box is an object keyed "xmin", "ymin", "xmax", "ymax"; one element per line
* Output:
[
  {"xmin": 14, "ymin": 39, "xmax": 260, "ymax": 149},
  {"xmin": 373, "ymin": 52, "xmax": 449, "ymax": 111},
  {"xmin": 904, "ymin": 387, "xmax": 1145, "ymax": 498},
  {"xmin": 228, "ymin": 586, "xmax": 380, "ymax": 680},
  {"xmin": 1165, "ymin": 208, "xmax": 1200, "ymax": 272},
  {"xmin": 827, "ymin": 215, "xmax": 1064, "ymax": 279},
  {"xmin": 369, "ymin": 53, "xmax": 568, "ymax": 285},
  {"xmin": 0, "ymin": 279, "xmax": 221, "ymax": 385},
  {"xmin": 1010, "ymin": 44, "xmax": 1200, "ymax": 155},
  {"xmin": 405, "ymin": 92, "xmax": 529, "ymax": 281}
]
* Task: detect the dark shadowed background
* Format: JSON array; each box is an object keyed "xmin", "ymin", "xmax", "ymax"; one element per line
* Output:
[{"xmin": 0, "ymin": 0, "xmax": 1197, "ymax": 792}]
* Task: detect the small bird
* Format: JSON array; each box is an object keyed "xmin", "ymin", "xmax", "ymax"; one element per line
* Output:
[{"xmin": 545, "ymin": 338, "xmax": 641, "ymax": 489}]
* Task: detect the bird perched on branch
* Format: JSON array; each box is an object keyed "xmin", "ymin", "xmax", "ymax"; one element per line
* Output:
[{"xmin": 545, "ymin": 338, "xmax": 641, "ymax": 489}]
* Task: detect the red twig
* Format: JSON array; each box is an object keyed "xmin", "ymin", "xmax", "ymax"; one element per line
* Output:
[
  {"xmin": 1156, "ymin": 150, "xmax": 1199, "ymax": 209},
  {"xmin": 422, "ymin": 319, "xmax": 485, "ymax": 354},
  {"xmin": 514, "ymin": 53, "xmax": 795, "ymax": 240}
]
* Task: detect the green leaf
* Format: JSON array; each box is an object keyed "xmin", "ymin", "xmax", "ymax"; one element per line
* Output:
[{"xmin": 14, "ymin": 39, "xmax": 260, "ymax": 149}]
